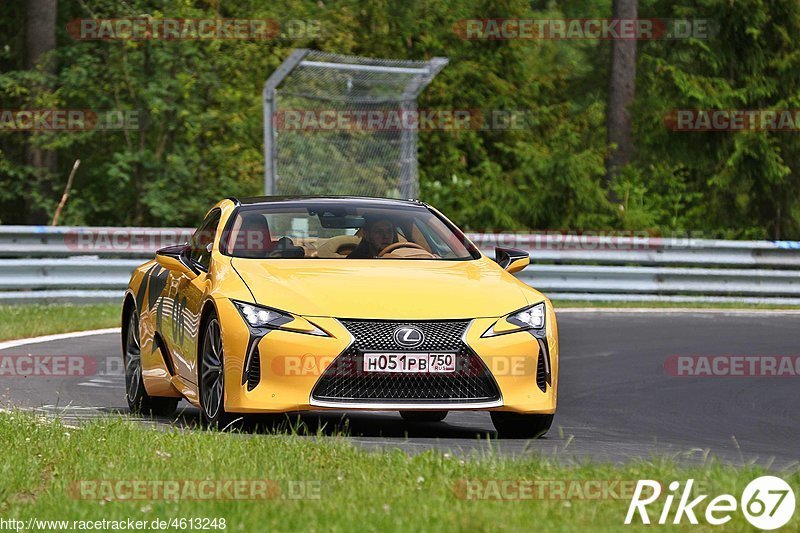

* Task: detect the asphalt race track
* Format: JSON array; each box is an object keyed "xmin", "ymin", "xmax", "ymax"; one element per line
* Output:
[{"xmin": 2, "ymin": 311, "xmax": 799, "ymax": 467}]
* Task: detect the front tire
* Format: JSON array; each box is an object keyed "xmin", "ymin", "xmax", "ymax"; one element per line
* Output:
[
  {"xmin": 400, "ymin": 411, "xmax": 448, "ymax": 423},
  {"xmin": 490, "ymin": 412, "xmax": 553, "ymax": 439},
  {"xmin": 199, "ymin": 314, "xmax": 233, "ymax": 429},
  {"xmin": 124, "ymin": 309, "xmax": 179, "ymax": 417}
]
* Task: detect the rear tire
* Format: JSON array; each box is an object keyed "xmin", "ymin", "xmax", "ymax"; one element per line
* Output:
[
  {"xmin": 490, "ymin": 412, "xmax": 553, "ymax": 439},
  {"xmin": 400, "ymin": 411, "xmax": 448, "ymax": 423},
  {"xmin": 123, "ymin": 308, "xmax": 179, "ymax": 417},
  {"xmin": 199, "ymin": 313, "xmax": 234, "ymax": 429}
]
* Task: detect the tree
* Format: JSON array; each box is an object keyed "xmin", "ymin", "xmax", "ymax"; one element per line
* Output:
[
  {"xmin": 24, "ymin": 0, "xmax": 58, "ymax": 223},
  {"xmin": 605, "ymin": 0, "xmax": 637, "ymax": 202}
]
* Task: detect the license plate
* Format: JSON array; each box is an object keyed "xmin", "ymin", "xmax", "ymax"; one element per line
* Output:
[{"xmin": 363, "ymin": 353, "xmax": 456, "ymax": 373}]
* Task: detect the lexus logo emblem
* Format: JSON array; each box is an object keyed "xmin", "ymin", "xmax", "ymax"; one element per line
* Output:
[{"xmin": 393, "ymin": 326, "xmax": 424, "ymax": 348}]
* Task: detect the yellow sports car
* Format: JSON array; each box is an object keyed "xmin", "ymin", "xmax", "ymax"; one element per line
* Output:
[{"xmin": 122, "ymin": 197, "xmax": 558, "ymax": 437}]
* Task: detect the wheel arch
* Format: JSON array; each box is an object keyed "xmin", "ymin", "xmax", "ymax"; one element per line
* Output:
[
  {"xmin": 196, "ymin": 298, "xmax": 221, "ymax": 378},
  {"xmin": 121, "ymin": 291, "xmax": 137, "ymax": 356}
]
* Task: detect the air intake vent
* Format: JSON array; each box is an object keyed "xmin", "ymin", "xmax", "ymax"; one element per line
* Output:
[
  {"xmin": 247, "ymin": 346, "xmax": 261, "ymax": 391},
  {"xmin": 536, "ymin": 338, "xmax": 550, "ymax": 392}
]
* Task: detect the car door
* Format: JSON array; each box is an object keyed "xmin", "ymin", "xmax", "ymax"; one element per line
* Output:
[{"xmin": 159, "ymin": 209, "xmax": 221, "ymax": 385}]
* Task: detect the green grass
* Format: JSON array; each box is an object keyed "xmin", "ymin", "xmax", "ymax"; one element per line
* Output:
[
  {"xmin": 0, "ymin": 412, "xmax": 797, "ymax": 532},
  {"xmin": 0, "ymin": 304, "xmax": 120, "ymax": 342}
]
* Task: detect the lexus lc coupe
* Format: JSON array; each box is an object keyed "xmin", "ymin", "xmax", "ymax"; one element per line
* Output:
[{"xmin": 122, "ymin": 196, "xmax": 558, "ymax": 437}]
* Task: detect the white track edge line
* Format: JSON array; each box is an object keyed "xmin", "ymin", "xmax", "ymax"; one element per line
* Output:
[{"xmin": 0, "ymin": 327, "xmax": 121, "ymax": 351}]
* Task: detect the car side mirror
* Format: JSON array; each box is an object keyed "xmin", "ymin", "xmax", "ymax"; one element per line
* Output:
[
  {"xmin": 156, "ymin": 243, "xmax": 198, "ymax": 278},
  {"xmin": 495, "ymin": 247, "xmax": 530, "ymax": 274}
]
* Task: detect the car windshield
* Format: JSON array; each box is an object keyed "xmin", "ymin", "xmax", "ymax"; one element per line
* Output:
[{"xmin": 223, "ymin": 201, "xmax": 478, "ymax": 260}]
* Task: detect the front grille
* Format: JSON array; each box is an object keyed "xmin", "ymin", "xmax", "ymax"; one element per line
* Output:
[
  {"xmin": 339, "ymin": 319, "xmax": 468, "ymax": 352},
  {"xmin": 311, "ymin": 320, "xmax": 501, "ymax": 404}
]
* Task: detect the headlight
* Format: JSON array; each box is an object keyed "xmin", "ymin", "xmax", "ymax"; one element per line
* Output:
[
  {"xmin": 234, "ymin": 301, "xmax": 292, "ymax": 328},
  {"xmin": 482, "ymin": 302, "xmax": 546, "ymax": 337},
  {"xmin": 508, "ymin": 302, "xmax": 546, "ymax": 330},
  {"xmin": 232, "ymin": 300, "xmax": 327, "ymax": 336}
]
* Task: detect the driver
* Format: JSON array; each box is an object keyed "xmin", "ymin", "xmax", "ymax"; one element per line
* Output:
[{"xmin": 346, "ymin": 217, "xmax": 397, "ymax": 258}]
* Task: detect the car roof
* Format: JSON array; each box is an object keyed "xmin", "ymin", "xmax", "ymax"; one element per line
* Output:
[{"xmin": 230, "ymin": 195, "xmax": 427, "ymax": 207}]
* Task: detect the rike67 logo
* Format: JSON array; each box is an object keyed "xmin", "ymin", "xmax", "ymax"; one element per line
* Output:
[{"xmin": 625, "ymin": 476, "xmax": 796, "ymax": 530}]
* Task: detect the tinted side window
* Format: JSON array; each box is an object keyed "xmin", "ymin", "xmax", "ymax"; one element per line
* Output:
[{"xmin": 190, "ymin": 209, "xmax": 221, "ymax": 270}]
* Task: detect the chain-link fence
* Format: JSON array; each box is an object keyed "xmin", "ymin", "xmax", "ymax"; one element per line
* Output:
[{"xmin": 263, "ymin": 49, "xmax": 447, "ymax": 198}]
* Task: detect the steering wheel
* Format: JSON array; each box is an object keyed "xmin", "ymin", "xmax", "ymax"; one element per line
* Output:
[{"xmin": 378, "ymin": 242, "xmax": 426, "ymax": 257}]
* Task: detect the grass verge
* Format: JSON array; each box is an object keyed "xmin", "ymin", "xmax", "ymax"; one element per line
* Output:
[
  {"xmin": 0, "ymin": 304, "xmax": 120, "ymax": 342},
  {"xmin": 0, "ymin": 411, "xmax": 797, "ymax": 532}
]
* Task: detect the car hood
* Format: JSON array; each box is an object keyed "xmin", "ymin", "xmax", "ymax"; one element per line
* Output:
[{"xmin": 231, "ymin": 257, "xmax": 534, "ymax": 319}]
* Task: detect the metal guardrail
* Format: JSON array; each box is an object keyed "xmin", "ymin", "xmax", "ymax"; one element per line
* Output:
[
  {"xmin": 467, "ymin": 233, "xmax": 800, "ymax": 267},
  {"xmin": 1, "ymin": 226, "xmax": 800, "ymax": 304},
  {"xmin": 0, "ymin": 226, "xmax": 193, "ymax": 257},
  {"xmin": 518, "ymin": 265, "xmax": 800, "ymax": 296},
  {"xmin": 0, "ymin": 259, "xmax": 141, "ymax": 290}
]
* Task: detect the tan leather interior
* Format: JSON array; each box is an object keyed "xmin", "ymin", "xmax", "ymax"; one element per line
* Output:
[
  {"xmin": 383, "ymin": 246, "xmax": 438, "ymax": 259},
  {"xmin": 411, "ymin": 224, "xmax": 432, "ymax": 252},
  {"xmin": 315, "ymin": 235, "xmax": 362, "ymax": 258},
  {"xmin": 379, "ymin": 242, "xmax": 437, "ymax": 259}
]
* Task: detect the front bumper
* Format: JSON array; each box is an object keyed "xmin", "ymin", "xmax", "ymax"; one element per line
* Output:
[{"xmin": 219, "ymin": 301, "xmax": 558, "ymax": 414}]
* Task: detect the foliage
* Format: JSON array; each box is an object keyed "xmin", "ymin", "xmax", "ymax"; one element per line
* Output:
[{"xmin": 1, "ymin": 0, "xmax": 799, "ymax": 238}]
